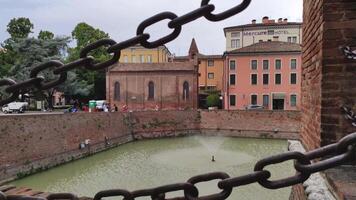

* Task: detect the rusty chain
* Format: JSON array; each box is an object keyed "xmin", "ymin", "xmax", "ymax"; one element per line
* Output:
[
  {"xmin": 0, "ymin": 132, "xmax": 355, "ymax": 200},
  {"xmin": 0, "ymin": 0, "xmax": 252, "ymax": 106}
]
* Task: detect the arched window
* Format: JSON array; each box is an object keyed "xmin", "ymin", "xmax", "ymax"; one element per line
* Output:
[
  {"xmin": 148, "ymin": 81, "xmax": 155, "ymax": 100},
  {"xmin": 114, "ymin": 82, "xmax": 120, "ymax": 101},
  {"xmin": 183, "ymin": 81, "xmax": 189, "ymax": 100}
]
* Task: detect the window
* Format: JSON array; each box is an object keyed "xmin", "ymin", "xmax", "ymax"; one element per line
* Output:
[
  {"xmin": 140, "ymin": 55, "xmax": 145, "ymax": 63},
  {"xmin": 251, "ymin": 95, "xmax": 258, "ymax": 105},
  {"xmin": 230, "ymin": 74, "xmax": 236, "ymax": 85},
  {"xmin": 123, "ymin": 55, "xmax": 128, "ymax": 63},
  {"xmin": 183, "ymin": 81, "xmax": 189, "ymax": 100},
  {"xmin": 147, "ymin": 55, "xmax": 152, "ymax": 63},
  {"xmin": 292, "ymin": 37, "xmax": 297, "ymax": 43},
  {"xmin": 268, "ymin": 30, "xmax": 275, "ymax": 35},
  {"xmin": 263, "ymin": 74, "xmax": 269, "ymax": 85},
  {"xmin": 275, "ymin": 59, "xmax": 281, "ymax": 70},
  {"xmin": 230, "ymin": 95, "xmax": 236, "ymax": 106},
  {"xmin": 148, "ymin": 81, "xmax": 154, "ymax": 100},
  {"xmin": 291, "ymin": 73, "xmax": 297, "ymax": 84},
  {"xmin": 291, "ymin": 59, "xmax": 297, "ymax": 70},
  {"xmin": 114, "ymin": 82, "xmax": 120, "ymax": 101},
  {"xmin": 132, "ymin": 55, "xmax": 136, "ymax": 63},
  {"xmin": 275, "ymin": 74, "xmax": 282, "ymax": 85},
  {"xmin": 251, "ymin": 60, "xmax": 258, "ymax": 70},
  {"xmin": 251, "ymin": 74, "xmax": 258, "ymax": 85},
  {"xmin": 263, "ymin": 60, "xmax": 269, "ymax": 70},
  {"xmin": 231, "ymin": 32, "xmax": 240, "ymax": 38},
  {"xmin": 208, "ymin": 60, "xmax": 214, "ymax": 66},
  {"xmin": 229, "ymin": 60, "xmax": 236, "ymax": 71},
  {"xmin": 263, "ymin": 95, "xmax": 269, "ymax": 107},
  {"xmin": 208, "ymin": 73, "xmax": 214, "ymax": 79},
  {"xmin": 288, "ymin": 37, "xmax": 298, "ymax": 43},
  {"xmin": 231, "ymin": 39, "xmax": 240, "ymax": 48},
  {"xmin": 290, "ymin": 95, "xmax": 297, "ymax": 107}
]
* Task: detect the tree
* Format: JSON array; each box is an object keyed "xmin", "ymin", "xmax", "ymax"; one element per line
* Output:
[
  {"xmin": 67, "ymin": 22, "xmax": 110, "ymax": 100},
  {"xmin": 38, "ymin": 30, "xmax": 54, "ymax": 40},
  {"xmin": 7, "ymin": 36, "xmax": 82, "ymax": 108},
  {"xmin": 206, "ymin": 94, "xmax": 220, "ymax": 108},
  {"xmin": 7, "ymin": 18, "xmax": 34, "ymax": 39}
]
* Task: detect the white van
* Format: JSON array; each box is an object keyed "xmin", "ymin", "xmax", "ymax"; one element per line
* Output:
[{"xmin": 1, "ymin": 102, "xmax": 28, "ymax": 114}]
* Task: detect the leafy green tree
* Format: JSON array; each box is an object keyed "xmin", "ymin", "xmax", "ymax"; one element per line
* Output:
[
  {"xmin": 7, "ymin": 18, "xmax": 34, "ymax": 39},
  {"xmin": 67, "ymin": 22, "xmax": 110, "ymax": 100},
  {"xmin": 38, "ymin": 30, "xmax": 54, "ymax": 40},
  {"xmin": 8, "ymin": 36, "xmax": 92, "ymax": 108},
  {"xmin": 206, "ymin": 94, "xmax": 220, "ymax": 108}
]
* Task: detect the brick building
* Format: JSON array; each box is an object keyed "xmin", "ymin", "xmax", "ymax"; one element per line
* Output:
[
  {"xmin": 223, "ymin": 41, "xmax": 302, "ymax": 110},
  {"xmin": 224, "ymin": 17, "xmax": 302, "ymax": 51},
  {"xmin": 106, "ymin": 62, "xmax": 198, "ymax": 111}
]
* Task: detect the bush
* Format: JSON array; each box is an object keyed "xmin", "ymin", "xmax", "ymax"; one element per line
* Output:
[{"xmin": 206, "ymin": 94, "xmax": 220, "ymax": 108}]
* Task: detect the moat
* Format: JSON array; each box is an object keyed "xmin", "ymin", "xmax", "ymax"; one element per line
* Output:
[{"xmin": 11, "ymin": 137, "xmax": 293, "ymax": 200}]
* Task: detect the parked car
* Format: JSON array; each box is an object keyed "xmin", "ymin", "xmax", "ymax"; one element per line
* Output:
[
  {"xmin": 1, "ymin": 102, "xmax": 29, "ymax": 114},
  {"xmin": 246, "ymin": 105, "xmax": 264, "ymax": 110}
]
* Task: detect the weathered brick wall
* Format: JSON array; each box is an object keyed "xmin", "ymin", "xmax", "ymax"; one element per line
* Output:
[
  {"xmin": 297, "ymin": 0, "xmax": 356, "ymax": 199},
  {"xmin": 320, "ymin": 0, "xmax": 356, "ymax": 146},
  {"xmin": 0, "ymin": 110, "xmax": 301, "ymax": 182},
  {"xmin": 300, "ymin": 0, "xmax": 324, "ymax": 151},
  {"xmin": 200, "ymin": 110, "xmax": 301, "ymax": 139},
  {"xmin": 301, "ymin": 0, "xmax": 356, "ymax": 150},
  {"xmin": 290, "ymin": 185, "xmax": 308, "ymax": 200},
  {"xmin": 130, "ymin": 110, "xmax": 201, "ymax": 139},
  {"xmin": 0, "ymin": 112, "xmax": 133, "ymax": 181}
]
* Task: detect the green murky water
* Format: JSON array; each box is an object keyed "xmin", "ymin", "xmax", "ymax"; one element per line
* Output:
[{"xmin": 11, "ymin": 137, "xmax": 293, "ymax": 200}]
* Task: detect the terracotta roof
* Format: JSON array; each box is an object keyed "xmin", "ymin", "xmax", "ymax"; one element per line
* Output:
[
  {"xmin": 109, "ymin": 62, "xmax": 196, "ymax": 72},
  {"xmin": 173, "ymin": 54, "xmax": 223, "ymax": 61},
  {"xmin": 226, "ymin": 41, "xmax": 301, "ymax": 54},
  {"xmin": 224, "ymin": 22, "xmax": 302, "ymax": 32}
]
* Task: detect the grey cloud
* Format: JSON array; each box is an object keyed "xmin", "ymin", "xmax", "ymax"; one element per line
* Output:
[{"xmin": 0, "ymin": 0, "xmax": 302, "ymax": 55}]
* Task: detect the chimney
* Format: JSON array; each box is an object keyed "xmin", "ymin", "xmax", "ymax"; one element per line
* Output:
[
  {"xmin": 278, "ymin": 18, "xmax": 283, "ymax": 23},
  {"xmin": 283, "ymin": 18, "xmax": 288, "ymax": 23},
  {"xmin": 252, "ymin": 19, "xmax": 256, "ymax": 24},
  {"xmin": 262, "ymin": 16, "xmax": 269, "ymax": 24}
]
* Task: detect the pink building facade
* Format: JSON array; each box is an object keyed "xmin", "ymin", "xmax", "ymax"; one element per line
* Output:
[{"xmin": 223, "ymin": 41, "xmax": 302, "ymax": 111}]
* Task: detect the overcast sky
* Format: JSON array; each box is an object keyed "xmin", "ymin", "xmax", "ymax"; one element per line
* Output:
[{"xmin": 0, "ymin": 0, "xmax": 302, "ymax": 56}]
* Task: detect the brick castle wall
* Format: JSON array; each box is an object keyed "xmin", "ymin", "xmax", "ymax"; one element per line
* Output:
[
  {"xmin": 0, "ymin": 110, "xmax": 300, "ymax": 182},
  {"xmin": 301, "ymin": 0, "xmax": 356, "ymax": 150},
  {"xmin": 200, "ymin": 110, "xmax": 301, "ymax": 139}
]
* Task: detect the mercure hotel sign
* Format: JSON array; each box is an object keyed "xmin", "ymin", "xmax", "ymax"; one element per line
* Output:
[{"xmin": 243, "ymin": 30, "xmax": 290, "ymax": 36}]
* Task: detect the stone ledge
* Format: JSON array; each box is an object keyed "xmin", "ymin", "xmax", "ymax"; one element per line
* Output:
[
  {"xmin": 288, "ymin": 140, "xmax": 337, "ymax": 200},
  {"xmin": 325, "ymin": 166, "xmax": 356, "ymax": 200}
]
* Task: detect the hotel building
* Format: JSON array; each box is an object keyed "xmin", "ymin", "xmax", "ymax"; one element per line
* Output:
[
  {"xmin": 224, "ymin": 17, "xmax": 302, "ymax": 51},
  {"xmin": 223, "ymin": 41, "xmax": 302, "ymax": 110}
]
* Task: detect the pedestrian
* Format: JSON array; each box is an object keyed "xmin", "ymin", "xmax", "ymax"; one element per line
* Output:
[{"xmin": 114, "ymin": 104, "xmax": 118, "ymax": 112}]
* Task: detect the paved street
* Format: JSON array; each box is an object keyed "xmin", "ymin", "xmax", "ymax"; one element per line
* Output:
[{"xmin": 0, "ymin": 111, "xmax": 65, "ymax": 116}]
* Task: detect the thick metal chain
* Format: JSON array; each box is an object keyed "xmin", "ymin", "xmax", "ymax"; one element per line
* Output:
[
  {"xmin": 0, "ymin": 132, "xmax": 355, "ymax": 200},
  {"xmin": 0, "ymin": 0, "xmax": 251, "ymax": 106},
  {"xmin": 341, "ymin": 46, "xmax": 356, "ymax": 60},
  {"xmin": 342, "ymin": 106, "xmax": 356, "ymax": 127}
]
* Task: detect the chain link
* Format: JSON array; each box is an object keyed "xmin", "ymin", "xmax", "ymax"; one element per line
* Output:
[
  {"xmin": 0, "ymin": 0, "xmax": 251, "ymax": 106},
  {"xmin": 0, "ymin": 132, "xmax": 355, "ymax": 200},
  {"xmin": 341, "ymin": 46, "xmax": 356, "ymax": 60},
  {"xmin": 342, "ymin": 106, "xmax": 356, "ymax": 127}
]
